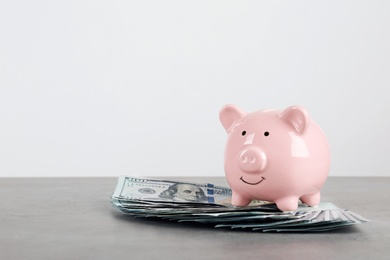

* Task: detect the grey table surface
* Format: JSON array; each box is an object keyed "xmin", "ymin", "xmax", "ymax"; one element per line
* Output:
[{"xmin": 1, "ymin": 177, "xmax": 389, "ymax": 260}]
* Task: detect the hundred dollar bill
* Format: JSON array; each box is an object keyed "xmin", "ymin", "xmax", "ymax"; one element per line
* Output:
[
  {"xmin": 110, "ymin": 177, "xmax": 369, "ymax": 232},
  {"xmin": 112, "ymin": 176, "xmax": 234, "ymax": 205}
]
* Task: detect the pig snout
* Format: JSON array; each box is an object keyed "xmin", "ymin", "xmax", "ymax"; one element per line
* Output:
[{"xmin": 238, "ymin": 147, "xmax": 267, "ymax": 173}]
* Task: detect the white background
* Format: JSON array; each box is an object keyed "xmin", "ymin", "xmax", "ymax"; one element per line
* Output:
[{"xmin": 1, "ymin": 1, "xmax": 389, "ymax": 177}]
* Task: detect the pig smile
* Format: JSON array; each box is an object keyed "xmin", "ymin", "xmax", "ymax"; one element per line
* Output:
[{"xmin": 240, "ymin": 176, "xmax": 266, "ymax": 185}]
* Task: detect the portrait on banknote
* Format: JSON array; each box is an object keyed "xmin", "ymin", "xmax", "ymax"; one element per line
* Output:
[{"xmin": 159, "ymin": 183, "xmax": 208, "ymax": 202}]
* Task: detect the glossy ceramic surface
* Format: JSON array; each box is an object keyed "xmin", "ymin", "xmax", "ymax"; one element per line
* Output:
[{"xmin": 220, "ymin": 105, "xmax": 330, "ymax": 211}]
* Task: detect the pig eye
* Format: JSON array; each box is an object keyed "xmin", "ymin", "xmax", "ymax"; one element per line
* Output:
[
  {"xmin": 264, "ymin": 131, "xmax": 269, "ymax": 136},
  {"xmin": 241, "ymin": 131, "xmax": 246, "ymax": 136}
]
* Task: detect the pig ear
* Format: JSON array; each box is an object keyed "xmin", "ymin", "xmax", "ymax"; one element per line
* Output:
[
  {"xmin": 219, "ymin": 104, "xmax": 246, "ymax": 132},
  {"xmin": 279, "ymin": 106, "xmax": 310, "ymax": 135}
]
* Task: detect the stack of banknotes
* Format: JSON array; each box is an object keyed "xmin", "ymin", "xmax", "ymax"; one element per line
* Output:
[{"xmin": 111, "ymin": 176, "xmax": 369, "ymax": 232}]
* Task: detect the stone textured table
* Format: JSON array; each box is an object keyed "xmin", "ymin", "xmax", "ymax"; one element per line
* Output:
[{"xmin": 1, "ymin": 177, "xmax": 389, "ymax": 259}]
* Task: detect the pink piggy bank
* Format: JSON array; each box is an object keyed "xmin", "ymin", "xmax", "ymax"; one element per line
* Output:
[{"xmin": 219, "ymin": 105, "xmax": 330, "ymax": 211}]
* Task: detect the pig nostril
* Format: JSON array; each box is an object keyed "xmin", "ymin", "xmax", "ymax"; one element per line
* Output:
[
  {"xmin": 250, "ymin": 157, "xmax": 256, "ymax": 163},
  {"xmin": 242, "ymin": 156, "xmax": 248, "ymax": 163}
]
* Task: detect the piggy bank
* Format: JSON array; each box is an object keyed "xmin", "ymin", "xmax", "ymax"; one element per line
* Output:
[{"xmin": 219, "ymin": 105, "xmax": 330, "ymax": 211}]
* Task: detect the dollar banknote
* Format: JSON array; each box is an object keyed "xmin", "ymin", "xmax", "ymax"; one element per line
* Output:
[
  {"xmin": 111, "ymin": 176, "xmax": 369, "ymax": 232},
  {"xmin": 112, "ymin": 176, "xmax": 234, "ymax": 205}
]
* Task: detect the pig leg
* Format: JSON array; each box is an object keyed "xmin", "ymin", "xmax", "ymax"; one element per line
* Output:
[
  {"xmin": 300, "ymin": 191, "xmax": 321, "ymax": 207},
  {"xmin": 274, "ymin": 196, "xmax": 300, "ymax": 211},
  {"xmin": 231, "ymin": 191, "xmax": 252, "ymax": 207}
]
